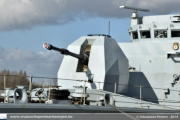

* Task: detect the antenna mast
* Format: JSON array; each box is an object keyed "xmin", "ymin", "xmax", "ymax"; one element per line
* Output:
[{"xmin": 108, "ymin": 21, "xmax": 110, "ymax": 36}]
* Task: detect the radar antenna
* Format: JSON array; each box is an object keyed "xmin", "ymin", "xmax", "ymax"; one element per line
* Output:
[
  {"xmin": 120, "ymin": 6, "xmax": 149, "ymax": 12},
  {"xmin": 119, "ymin": 6, "xmax": 150, "ymax": 26}
]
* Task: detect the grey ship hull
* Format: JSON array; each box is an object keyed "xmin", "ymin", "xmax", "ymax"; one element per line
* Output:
[{"xmin": 0, "ymin": 104, "xmax": 179, "ymax": 113}]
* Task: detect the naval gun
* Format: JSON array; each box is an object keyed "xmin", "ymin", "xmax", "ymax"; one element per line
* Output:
[{"xmin": 43, "ymin": 43, "xmax": 89, "ymax": 66}]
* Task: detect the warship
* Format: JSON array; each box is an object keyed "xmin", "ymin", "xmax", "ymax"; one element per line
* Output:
[{"xmin": 0, "ymin": 6, "xmax": 180, "ymax": 113}]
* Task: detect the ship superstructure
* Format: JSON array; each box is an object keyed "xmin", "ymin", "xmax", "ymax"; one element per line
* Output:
[{"xmin": 119, "ymin": 6, "xmax": 180, "ymax": 109}]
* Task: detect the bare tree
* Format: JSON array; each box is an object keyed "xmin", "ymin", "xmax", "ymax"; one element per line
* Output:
[{"xmin": 53, "ymin": 79, "xmax": 57, "ymax": 86}]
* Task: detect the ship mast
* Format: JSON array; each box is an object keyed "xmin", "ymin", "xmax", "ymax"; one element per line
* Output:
[{"xmin": 120, "ymin": 6, "xmax": 150, "ymax": 26}]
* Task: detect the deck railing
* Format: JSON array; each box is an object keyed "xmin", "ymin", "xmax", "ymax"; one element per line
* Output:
[{"xmin": 0, "ymin": 74, "xmax": 180, "ymax": 111}]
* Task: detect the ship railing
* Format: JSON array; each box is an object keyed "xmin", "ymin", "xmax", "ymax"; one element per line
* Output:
[{"xmin": 0, "ymin": 74, "xmax": 180, "ymax": 111}]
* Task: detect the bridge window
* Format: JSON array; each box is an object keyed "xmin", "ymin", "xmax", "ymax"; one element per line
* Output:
[
  {"xmin": 171, "ymin": 30, "xmax": 180, "ymax": 37},
  {"xmin": 154, "ymin": 30, "xmax": 167, "ymax": 38},
  {"xmin": 140, "ymin": 31, "xmax": 151, "ymax": 38},
  {"xmin": 132, "ymin": 31, "xmax": 138, "ymax": 39}
]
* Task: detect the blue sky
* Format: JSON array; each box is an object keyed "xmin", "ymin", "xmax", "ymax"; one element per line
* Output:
[
  {"xmin": 0, "ymin": 0, "xmax": 180, "ymax": 79},
  {"xmin": 0, "ymin": 17, "xmax": 131, "ymax": 53}
]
